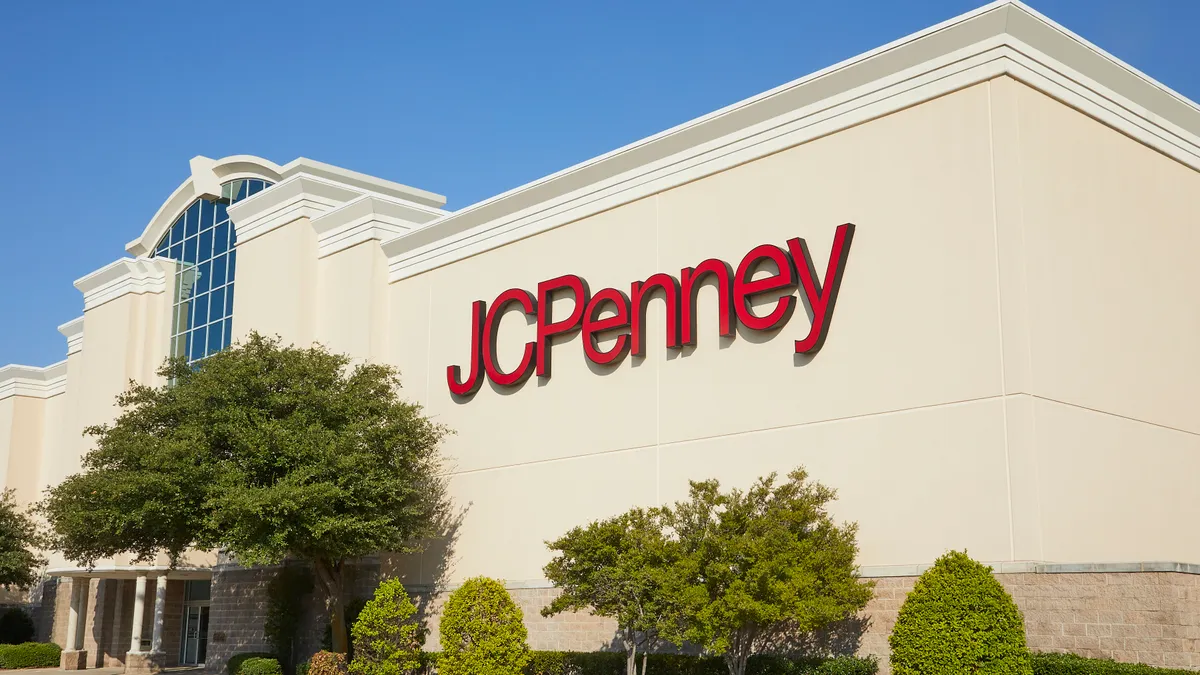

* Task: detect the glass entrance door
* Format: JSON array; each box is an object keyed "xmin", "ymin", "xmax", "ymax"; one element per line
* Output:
[{"xmin": 179, "ymin": 605, "xmax": 210, "ymax": 665}]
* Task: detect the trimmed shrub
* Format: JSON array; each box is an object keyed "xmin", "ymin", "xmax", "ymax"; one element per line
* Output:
[
  {"xmin": 229, "ymin": 652, "xmax": 277, "ymax": 675},
  {"xmin": 0, "ymin": 642, "xmax": 62, "ymax": 669},
  {"xmin": 0, "ymin": 609, "xmax": 34, "ymax": 645},
  {"xmin": 439, "ymin": 577, "xmax": 530, "ymax": 675},
  {"xmin": 308, "ymin": 651, "xmax": 349, "ymax": 675},
  {"xmin": 1031, "ymin": 652, "xmax": 1193, "ymax": 675},
  {"xmin": 889, "ymin": 550, "xmax": 1030, "ymax": 675},
  {"xmin": 297, "ymin": 661, "xmax": 310, "ymax": 675},
  {"xmin": 350, "ymin": 578, "xmax": 424, "ymax": 675},
  {"xmin": 241, "ymin": 657, "xmax": 284, "ymax": 675}
]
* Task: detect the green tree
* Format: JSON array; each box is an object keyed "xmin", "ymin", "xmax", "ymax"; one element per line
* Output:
[
  {"xmin": 40, "ymin": 333, "xmax": 451, "ymax": 654},
  {"xmin": 439, "ymin": 577, "xmax": 530, "ymax": 675},
  {"xmin": 0, "ymin": 490, "xmax": 46, "ymax": 589},
  {"xmin": 349, "ymin": 578, "xmax": 423, "ymax": 675},
  {"xmin": 660, "ymin": 468, "xmax": 873, "ymax": 675},
  {"xmin": 889, "ymin": 551, "xmax": 1031, "ymax": 675},
  {"xmin": 542, "ymin": 507, "xmax": 675, "ymax": 675}
]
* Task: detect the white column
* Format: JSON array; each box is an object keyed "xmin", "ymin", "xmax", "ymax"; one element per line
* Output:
[
  {"xmin": 150, "ymin": 576, "xmax": 167, "ymax": 653},
  {"xmin": 130, "ymin": 574, "xmax": 148, "ymax": 653},
  {"xmin": 65, "ymin": 578, "xmax": 85, "ymax": 651}
]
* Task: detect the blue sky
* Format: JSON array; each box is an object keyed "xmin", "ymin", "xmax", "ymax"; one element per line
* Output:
[{"xmin": 1, "ymin": 0, "xmax": 1195, "ymax": 367}]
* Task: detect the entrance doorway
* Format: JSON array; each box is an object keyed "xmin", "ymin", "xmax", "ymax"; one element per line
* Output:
[{"xmin": 179, "ymin": 581, "xmax": 211, "ymax": 666}]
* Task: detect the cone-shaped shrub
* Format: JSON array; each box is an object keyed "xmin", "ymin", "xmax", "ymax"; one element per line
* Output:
[
  {"xmin": 438, "ymin": 576, "xmax": 530, "ymax": 675},
  {"xmin": 889, "ymin": 550, "xmax": 1031, "ymax": 675},
  {"xmin": 350, "ymin": 578, "xmax": 424, "ymax": 675}
]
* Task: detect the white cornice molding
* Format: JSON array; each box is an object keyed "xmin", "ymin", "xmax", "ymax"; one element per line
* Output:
[
  {"xmin": 74, "ymin": 258, "xmax": 173, "ymax": 312},
  {"xmin": 278, "ymin": 158, "xmax": 446, "ymax": 209},
  {"xmin": 227, "ymin": 174, "xmax": 362, "ymax": 245},
  {"xmin": 310, "ymin": 194, "xmax": 447, "ymax": 258},
  {"xmin": 57, "ymin": 317, "xmax": 84, "ymax": 356},
  {"xmin": 382, "ymin": 0, "xmax": 1200, "ymax": 282},
  {"xmin": 0, "ymin": 360, "xmax": 68, "ymax": 400}
]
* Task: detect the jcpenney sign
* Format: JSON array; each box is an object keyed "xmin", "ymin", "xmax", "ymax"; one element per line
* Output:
[{"xmin": 447, "ymin": 223, "xmax": 855, "ymax": 398}]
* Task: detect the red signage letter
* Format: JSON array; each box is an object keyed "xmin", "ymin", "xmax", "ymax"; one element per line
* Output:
[
  {"xmin": 733, "ymin": 244, "xmax": 796, "ymax": 331},
  {"xmin": 680, "ymin": 259, "xmax": 734, "ymax": 346},
  {"xmin": 787, "ymin": 223, "xmax": 855, "ymax": 354},
  {"xmin": 446, "ymin": 300, "xmax": 486, "ymax": 397},
  {"xmin": 630, "ymin": 273, "xmax": 681, "ymax": 357},
  {"xmin": 582, "ymin": 288, "xmax": 631, "ymax": 365},
  {"xmin": 536, "ymin": 275, "xmax": 589, "ymax": 378},
  {"xmin": 483, "ymin": 288, "xmax": 537, "ymax": 386}
]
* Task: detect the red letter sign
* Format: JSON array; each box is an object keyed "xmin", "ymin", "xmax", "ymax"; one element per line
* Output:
[
  {"xmin": 447, "ymin": 300, "xmax": 486, "ymax": 397},
  {"xmin": 537, "ymin": 275, "xmax": 589, "ymax": 378},
  {"xmin": 483, "ymin": 288, "xmax": 537, "ymax": 386},
  {"xmin": 787, "ymin": 223, "xmax": 855, "ymax": 354}
]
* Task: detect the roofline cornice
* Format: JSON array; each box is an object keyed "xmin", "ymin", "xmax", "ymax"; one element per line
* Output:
[
  {"xmin": 0, "ymin": 360, "xmax": 68, "ymax": 400},
  {"xmin": 57, "ymin": 317, "xmax": 84, "ymax": 356},
  {"xmin": 74, "ymin": 258, "xmax": 174, "ymax": 312},
  {"xmin": 381, "ymin": 0, "xmax": 1200, "ymax": 282}
]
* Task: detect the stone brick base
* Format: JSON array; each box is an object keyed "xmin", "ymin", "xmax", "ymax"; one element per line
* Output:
[
  {"xmin": 862, "ymin": 570, "xmax": 1200, "ymax": 672},
  {"xmin": 124, "ymin": 651, "xmax": 165, "ymax": 675},
  {"xmin": 60, "ymin": 650, "xmax": 88, "ymax": 670}
]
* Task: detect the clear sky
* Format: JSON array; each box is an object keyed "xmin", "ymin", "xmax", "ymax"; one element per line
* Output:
[{"xmin": 1, "ymin": 0, "xmax": 1195, "ymax": 367}]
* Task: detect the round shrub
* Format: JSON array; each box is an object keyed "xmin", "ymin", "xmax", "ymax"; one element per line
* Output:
[
  {"xmin": 889, "ymin": 550, "xmax": 1031, "ymax": 675},
  {"xmin": 240, "ymin": 657, "xmax": 283, "ymax": 675},
  {"xmin": 228, "ymin": 652, "xmax": 276, "ymax": 675},
  {"xmin": 0, "ymin": 608, "xmax": 35, "ymax": 645},
  {"xmin": 438, "ymin": 577, "xmax": 530, "ymax": 675},
  {"xmin": 349, "ymin": 578, "xmax": 424, "ymax": 675},
  {"xmin": 307, "ymin": 651, "xmax": 349, "ymax": 675}
]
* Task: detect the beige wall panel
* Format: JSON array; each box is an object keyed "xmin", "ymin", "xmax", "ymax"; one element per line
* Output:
[
  {"xmin": 317, "ymin": 241, "xmax": 390, "ymax": 363},
  {"xmin": 6, "ymin": 397, "xmax": 45, "ymax": 504},
  {"xmin": 232, "ymin": 220, "xmax": 318, "ymax": 347},
  {"xmin": 387, "ymin": 275, "xmax": 434, "ymax": 409},
  {"xmin": 1014, "ymin": 83, "xmax": 1200, "ymax": 434},
  {"xmin": 658, "ymin": 397, "xmax": 1014, "ymax": 568},
  {"xmin": 656, "ymin": 83, "xmax": 1004, "ymax": 443},
  {"xmin": 445, "ymin": 447, "xmax": 658, "ymax": 582},
  {"xmin": 1032, "ymin": 397, "xmax": 1200, "ymax": 564},
  {"xmin": 38, "ymin": 392, "xmax": 67, "ymax": 496},
  {"xmin": 423, "ymin": 198, "xmax": 660, "ymax": 473}
]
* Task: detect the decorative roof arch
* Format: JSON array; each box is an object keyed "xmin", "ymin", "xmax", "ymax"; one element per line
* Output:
[{"xmin": 125, "ymin": 155, "xmax": 285, "ymax": 257}]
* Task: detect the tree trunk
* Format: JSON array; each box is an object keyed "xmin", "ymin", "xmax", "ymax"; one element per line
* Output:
[
  {"xmin": 642, "ymin": 651, "xmax": 648, "ymax": 675},
  {"xmin": 314, "ymin": 558, "xmax": 349, "ymax": 653},
  {"xmin": 624, "ymin": 628, "xmax": 638, "ymax": 675}
]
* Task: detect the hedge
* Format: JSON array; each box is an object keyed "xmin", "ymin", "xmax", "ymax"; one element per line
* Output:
[
  {"xmin": 421, "ymin": 651, "xmax": 875, "ymax": 675},
  {"xmin": 1031, "ymin": 653, "xmax": 1194, "ymax": 675},
  {"xmin": 241, "ymin": 657, "xmax": 284, "ymax": 675},
  {"xmin": 0, "ymin": 642, "xmax": 62, "ymax": 669},
  {"xmin": 229, "ymin": 652, "xmax": 277, "ymax": 675}
]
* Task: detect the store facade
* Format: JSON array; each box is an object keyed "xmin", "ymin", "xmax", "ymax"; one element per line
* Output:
[{"xmin": 2, "ymin": 1, "xmax": 1199, "ymax": 671}]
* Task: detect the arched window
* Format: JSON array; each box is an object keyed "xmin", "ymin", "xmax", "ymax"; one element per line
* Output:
[{"xmin": 151, "ymin": 179, "xmax": 271, "ymax": 364}]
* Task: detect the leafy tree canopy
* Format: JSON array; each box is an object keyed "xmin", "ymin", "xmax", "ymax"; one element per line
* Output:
[
  {"xmin": 0, "ymin": 489, "xmax": 46, "ymax": 589},
  {"xmin": 660, "ymin": 468, "xmax": 874, "ymax": 675},
  {"xmin": 40, "ymin": 333, "xmax": 451, "ymax": 654},
  {"xmin": 542, "ymin": 507, "xmax": 676, "ymax": 675}
]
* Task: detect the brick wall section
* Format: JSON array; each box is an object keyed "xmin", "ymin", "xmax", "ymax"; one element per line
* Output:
[
  {"xmin": 206, "ymin": 567, "xmax": 274, "ymax": 675},
  {"xmin": 859, "ymin": 572, "xmax": 1200, "ymax": 673}
]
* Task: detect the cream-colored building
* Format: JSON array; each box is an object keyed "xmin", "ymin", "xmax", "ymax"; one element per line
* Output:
[{"xmin": 3, "ymin": 1, "xmax": 1199, "ymax": 671}]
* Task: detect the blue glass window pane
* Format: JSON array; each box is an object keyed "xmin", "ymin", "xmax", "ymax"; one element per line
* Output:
[
  {"xmin": 173, "ymin": 333, "xmax": 188, "ymax": 359},
  {"xmin": 170, "ymin": 217, "xmax": 185, "ymax": 247},
  {"xmin": 207, "ymin": 322, "xmax": 224, "ymax": 356},
  {"xmin": 169, "ymin": 243, "xmax": 183, "ymax": 261},
  {"xmin": 213, "ymin": 222, "xmax": 229, "ymax": 255},
  {"xmin": 200, "ymin": 200, "xmax": 215, "ymax": 232},
  {"xmin": 224, "ymin": 318, "xmax": 233, "ymax": 346},
  {"xmin": 183, "ymin": 237, "xmax": 198, "ymax": 264},
  {"xmin": 192, "ymin": 293, "xmax": 209, "ymax": 326},
  {"xmin": 250, "ymin": 180, "xmax": 264, "ymax": 196},
  {"xmin": 215, "ymin": 201, "xmax": 228, "ymax": 224},
  {"xmin": 227, "ymin": 250, "xmax": 236, "ymax": 279},
  {"xmin": 234, "ymin": 180, "xmax": 248, "ymax": 202},
  {"xmin": 209, "ymin": 286, "xmax": 225, "ymax": 320},
  {"xmin": 195, "ymin": 261, "xmax": 212, "ymax": 295},
  {"xmin": 185, "ymin": 202, "xmax": 201, "ymax": 237},
  {"xmin": 225, "ymin": 285, "xmax": 235, "ymax": 315},
  {"xmin": 189, "ymin": 330, "xmax": 206, "ymax": 361},
  {"xmin": 211, "ymin": 254, "xmax": 227, "ymax": 289},
  {"xmin": 198, "ymin": 229, "xmax": 213, "ymax": 263}
]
